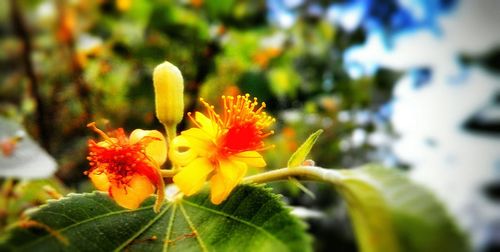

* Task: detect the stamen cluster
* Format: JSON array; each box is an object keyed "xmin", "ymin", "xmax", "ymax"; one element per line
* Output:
[{"xmin": 191, "ymin": 94, "xmax": 275, "ymax": 157}]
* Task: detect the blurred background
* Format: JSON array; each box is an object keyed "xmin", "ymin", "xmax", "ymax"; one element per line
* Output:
[{"xmin": 0, "ymin": 0, "xmax": 499, "ymax": 251}]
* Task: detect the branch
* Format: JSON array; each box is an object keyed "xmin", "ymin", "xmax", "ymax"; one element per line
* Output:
[
  {"xmin": 10, "ymin": 0, "xmax": 50, "ymax": 150},
  {"xmin": 242, "ymin": 166, "xmax": 344, "ymax": 185}
]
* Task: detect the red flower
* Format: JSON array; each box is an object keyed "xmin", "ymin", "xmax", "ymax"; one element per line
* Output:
[{"xmin": 86, "ymin": 123, "xmax": 166, "ymax": 209}]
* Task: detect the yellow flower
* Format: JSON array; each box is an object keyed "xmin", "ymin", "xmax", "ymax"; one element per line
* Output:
[
  {"xmin": 171, "ymin": 94, "xmax": 274, "ymax": 204},
  {"xmin": 85, "ymin": 123, "xmax": 166, "ymax": 210}
]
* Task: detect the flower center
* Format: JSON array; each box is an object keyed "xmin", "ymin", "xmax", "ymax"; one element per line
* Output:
[
  {"xmin": 88, "ymin": 138, "xmax": 146, "ymax": 186},
  {"xmin": 218, "ymin": 122, "xmax": 262, "ymax": 154}
]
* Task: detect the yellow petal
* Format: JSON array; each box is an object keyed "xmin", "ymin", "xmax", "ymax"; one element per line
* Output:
[
  {"xmin": 210, "ymin": 159, "xmax": 247, "ymax": 204},
  {"xmin": 110, "ymin": 174, "xmax": 155, "ymax": 209},
  {"xmin": 209, "ymin": 173, "xmax": 226, "ymax": 205},
  {"xmin": 169, "ymin": 135, "xmax": 198, "ymax": 166},
  {"xmin": 89, "ymin": 169, "xmax": 111, "ymax": 191},
  {"xmin": 231, "ymin": 151, "xmax": 266, "ymax": 168},
  {"xmin": 181, "ymin": 128, "xmax": 214, "ymax": 156},
  {"xmin": 194, "ymin": 112, "xmax": 218, "ymax": 138},
  {"xmin": 173, "ymin": 157, "xmax": 214, "ymax": 196},
  {"xmin": 130, "ymin": 129, "xmax": 167, "ymax": 166}
]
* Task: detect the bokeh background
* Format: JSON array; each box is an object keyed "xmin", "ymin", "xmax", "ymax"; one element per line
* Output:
[{"xmin": 0, "ymin": 0, "xmax": 499, "ymax": 251}]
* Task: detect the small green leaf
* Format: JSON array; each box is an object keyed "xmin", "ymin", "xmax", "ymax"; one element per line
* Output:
[
  {"xmin": 337, "ymin": 165, "xmax": 470, "ymax": 252},
  {"xmin": 0, "ymin": 185, "xmax": 311, "ymax": 252},
  {"xmin": 288, "ymin": 178, "xmax": 315, "ymax": 199},
  {"xmin": 287, "ymin": 129, "xmax": 323, "ymax": 168}
]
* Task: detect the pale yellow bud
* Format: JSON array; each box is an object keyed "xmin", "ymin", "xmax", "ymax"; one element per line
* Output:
[{"xmin": 153, "ymin": 61, "xmax": 184, "ymax": 127}]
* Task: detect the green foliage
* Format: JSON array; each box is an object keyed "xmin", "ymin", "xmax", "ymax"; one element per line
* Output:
[
  {"xmin": 205, "ymin": 0, "xmax": 235, "ymax": 20},
  {"xmin": 267, "ymin": 66, "xmax": 300, "ymax": 99},
  {"xmin": 337, "ymin": 165, "xmax": 470, "ymax": 252},
  {"xmin": 0, "ymin": 185, "xmax": 311, "ymax": 252}
]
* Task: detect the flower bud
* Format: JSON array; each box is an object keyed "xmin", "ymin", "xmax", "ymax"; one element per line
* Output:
[{"xmin": 153, "ymin": 61, "xmax": 184, "ymax": 127}]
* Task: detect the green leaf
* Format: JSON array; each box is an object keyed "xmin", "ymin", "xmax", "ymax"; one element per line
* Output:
[
  {"xmin": 337, "ymin": 165, "xmax": 470, "ymax": 252},
  {"xmin": 287, "ymin": 129, "xmax": 323, "ymax": 168},
  {"xmin": 0, "ymin": 185, "xmax": 311, "ymax": 252},
  {"xmin": 288, "ymin": 178, "xmax": 315, "ymax": 199}
]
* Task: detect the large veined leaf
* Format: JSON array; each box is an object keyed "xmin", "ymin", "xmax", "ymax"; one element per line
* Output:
[
  {"xmin": 337, "ymin": 165, "xmax": 470, "ymax": 252},
  {"xmin": 0, "ymin": 185, "xmax": 311, "ymax": 252}
]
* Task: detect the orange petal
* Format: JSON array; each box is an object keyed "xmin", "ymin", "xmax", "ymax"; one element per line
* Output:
[
  {"xmin": 130, "ymin": 129, "xmax": 167, "ymax": 166},
  {"xmin": 110, "ymin": 174, "xmax": 155, "ymax": 209},
  {"xmin": 210, "ymin": 159, "xmax": 247, "ymax": 204},
  {"xmin": 89, "ymin": 169, "xmax": 111, "ymax": 192},
  {"xmin": 173, "ymin": 157, "xmax": 213, "ymax": 196}
]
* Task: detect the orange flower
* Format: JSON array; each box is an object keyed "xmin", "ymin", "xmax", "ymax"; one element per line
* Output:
[
  {"xmin": 171, "ymin": 94, "xmax": 274, "ymax": 204},
  {"xmin": 85, "ymin": 123, "xmax": 166, "ymax": 210},
  {"xmin": 56, "ymin": 6, "xmax": 76, "ymax": 44},
  {"xmin": 252, "ymin": 48, "xmax": 282, "ymax": 68}
]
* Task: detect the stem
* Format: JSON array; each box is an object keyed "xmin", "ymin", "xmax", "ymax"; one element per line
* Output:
[
  {"xmin": 243, "ymin": 166, "xmax": 344, "ymax": 185},
  {"xmin": 164, "ymin": 124, "xmax": 177, "ymax": 146},
  {"xmin": 163, "ymin": 123, "xmax": 179, "ymax": 170}
]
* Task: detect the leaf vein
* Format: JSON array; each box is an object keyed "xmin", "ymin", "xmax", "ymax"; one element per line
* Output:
[
  {"xmin": 17, "ymin": 205, "xmax": 154, "ymax": 249},
  {"xmin": 37, "ymin": 210, "xmax": 78, "ymax": 223},
  {"xmin": 163, "ymin": 204, "xmax": 177, "ymax": 252},
  {"xmin": 114, "ymin": 204, "xmax": 172, "ymax": 251},
  {"xmin": 179, "ymin": 203, "xmax": 208, "ymax": 252}
]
